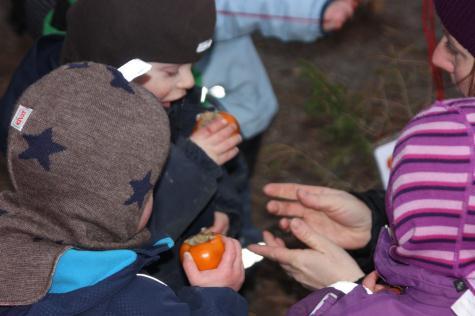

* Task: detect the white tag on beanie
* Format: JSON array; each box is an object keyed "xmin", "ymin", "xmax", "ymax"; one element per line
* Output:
[
  {"xmin": 11, "ymin": 105, "xmax": 33, "ymax": 131},
  {"xmin": 196, "ymin": 39, "xmax": 213, "ymax": 53},
  {"xmin": 118, "ymin": 59, "xmax": 152, "ymax": 82},
  {"xmin": 451, "ymin": 290, "xmax": 475, "ymax": 316}
]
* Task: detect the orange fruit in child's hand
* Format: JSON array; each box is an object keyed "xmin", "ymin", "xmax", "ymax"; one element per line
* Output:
[
  {"xmin": 179, "ymin": 229, "xmax": 225, "ymax": 271},
  {"xmin": 193, "ymin": 111, "xmax": 240, "ymax": 135}
]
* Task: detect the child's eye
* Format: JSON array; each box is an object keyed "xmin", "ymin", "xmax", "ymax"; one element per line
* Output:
[{"xmin": 166, "ymin": 71, "xmax": 178, "ymax": 77}]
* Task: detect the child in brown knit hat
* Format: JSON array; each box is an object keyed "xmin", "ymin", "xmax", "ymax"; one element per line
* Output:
[{"xmin": 0, "ymin": 62, "xmax": 246, "ymax": 315}]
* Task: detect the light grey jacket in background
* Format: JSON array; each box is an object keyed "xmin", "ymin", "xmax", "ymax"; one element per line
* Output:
[{"xmin": 196, "ymin": 0, "xmax": 332, "ymax": 138}]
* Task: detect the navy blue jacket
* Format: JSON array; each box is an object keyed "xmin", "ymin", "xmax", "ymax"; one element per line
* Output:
[
  {"xmin": 146, "ymin": 88, "xmax": 243, "ymax": 288},
  {"xmin": 0, "ymin": 238, "xmax": 247, "ymax": 315}
]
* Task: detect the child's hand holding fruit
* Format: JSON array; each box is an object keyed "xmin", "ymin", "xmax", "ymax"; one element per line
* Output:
[
  {"xmin": 181, "ymin": 231, "xmax": 245, "ymax": 291},
  {"xmin": 190, "ymin": 111, "xmax": 241, "ymax": 166}
]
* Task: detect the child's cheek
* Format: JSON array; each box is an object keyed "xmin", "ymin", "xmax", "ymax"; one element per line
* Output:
[
  {"xmin": 141, "ymin": 83, "xmax": 165, "ymax": 101},
  {"xmin": 134, "ymin": 76, "xmax": 170, "ymax": 105}
]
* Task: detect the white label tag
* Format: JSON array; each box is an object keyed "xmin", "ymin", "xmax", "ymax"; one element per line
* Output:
[
  {"xmin": 329, "ymin": 281, "xmax": 372, "ymax": 295},
  {"xmin": 242, "ymin": 245, "xmax": 263, "ymax": 269},
  {"xmin": 451, "ymin": 290, "xmax": 475, "ymax": 316},
  {"xmin": 200, "ymin": 86, "xmax": 208, "ymax": 103},
  {"xmin": 374, "ymin": 139, "xmax": 397, "ymax": 189},
  {"xmin": 196, "ymin": 39, "xmax": 213, "ymax": 53},
  {"xmin": 11, "ymin": 105, "xmax": 33, "ymax": 131},
  {"xmin": 118, "ymin": 59, "xmax": 152, "ymax": 82},
  {"xmin": 310, "ymin": 292, "xmax": 338, "ymax": 316},
  {"xmin": 209, "ymin": 85, "xmax": 226, "ymax": 99}
]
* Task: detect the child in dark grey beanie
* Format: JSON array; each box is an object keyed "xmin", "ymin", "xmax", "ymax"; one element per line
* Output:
[
  {"xmin": 61, "ymin": 0, "xmax": 244, "ymax": 288},
  {"xmin": 0, "ymin": 62, "xmax": 246, "ymax": 315}
]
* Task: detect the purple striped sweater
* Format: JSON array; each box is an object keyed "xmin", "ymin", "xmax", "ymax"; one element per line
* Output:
[
  {"xmin": 286, "ymin": 99, "xmax": 475, "ymax": 315},
  {"xmin": 387, "ymin": 98, "xmax": 475, "ymax": 294}
]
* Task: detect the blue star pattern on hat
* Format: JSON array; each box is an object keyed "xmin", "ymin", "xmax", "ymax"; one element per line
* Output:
[
  {"xmin": 107, "ymin": 66, "xmax": 134, "ymax": 94},
  {"xmin": 19, "ymin": 128, "xmax": 66, "ymax": 171},
  {"xmin": 124, "ymin": 171, "xmax": 153, "ymax": 209},
  {"xmin": 67, "ymin": 62, "xmax": 89, "ymax": 69}
]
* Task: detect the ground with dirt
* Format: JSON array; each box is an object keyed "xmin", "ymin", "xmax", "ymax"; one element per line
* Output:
[{"xmin": 0, "ymin": 1, "xmax": 458, "ymax": 315}]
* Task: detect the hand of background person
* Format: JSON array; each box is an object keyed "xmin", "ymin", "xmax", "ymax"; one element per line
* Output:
[
  {"xmin": 182, "ymin": 236, "xmax": 245, "ymax": 291},
  {"xmin": 263, "ymin": 183, "xmax": 371, "ymax": 250},
  {"xmin": 190, "ymin": 118, "xmax": 241, "ymax": 166},
  {"xmin": 323, "ymin": 0, "xmax": 357, "ymax": 32},
  {"xmin": 208, "ymin": 211, "xmax": 230, "ymax": 235},
  {"xmin": 248, "ymin": 219, "xmax": 364, "ymax": 290}
]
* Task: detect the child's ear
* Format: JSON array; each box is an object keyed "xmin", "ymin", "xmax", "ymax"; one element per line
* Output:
[{"xmin": 136, "ymin": 194, "xmax": 154, "ymax": 232}]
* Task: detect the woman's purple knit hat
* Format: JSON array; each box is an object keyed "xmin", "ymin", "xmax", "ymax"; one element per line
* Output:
[
  {"xmin": 434, "ymin": 0, "xmax": 475, "ymax": 56},
  {"xmin": 386, "ymin": 98, "xmax": 475, "ymax": 294}
]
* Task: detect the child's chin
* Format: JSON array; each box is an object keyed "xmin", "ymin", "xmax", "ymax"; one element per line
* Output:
[{"xmin": 162, "ymin": 101, "xmax": 171, "ymax": 108}]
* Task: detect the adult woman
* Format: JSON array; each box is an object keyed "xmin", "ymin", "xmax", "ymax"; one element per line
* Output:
[{"xmin": 250, "ymin": 0, "xmax": 475, "ymax": 293}]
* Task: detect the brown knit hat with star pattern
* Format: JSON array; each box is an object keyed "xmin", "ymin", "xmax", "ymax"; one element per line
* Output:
[{"xmin": 0, "ymin": 62, "xmax": 170, "ymax": 305}]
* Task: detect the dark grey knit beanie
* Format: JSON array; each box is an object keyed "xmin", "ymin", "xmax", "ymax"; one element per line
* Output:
[
  {"xmin": 61, "ymin": 0, "xmax": 216, "ymax": 67},
  {"xmin": 0, "ymin": 62, "xmax": 170, "ymax": 305}
]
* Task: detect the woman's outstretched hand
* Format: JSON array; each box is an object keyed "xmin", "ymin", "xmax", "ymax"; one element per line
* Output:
[
  {"xmin": 263, "ymin": 183, "xmax": 372, "ymax": 250},
  {"xmin": 248, "ymin": 218, "xmax": 364, "ymax": 290}
]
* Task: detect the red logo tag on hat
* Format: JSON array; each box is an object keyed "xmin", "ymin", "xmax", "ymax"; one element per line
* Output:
[{"xmin": 11, "ymin": 105, "xmax": 33, "ymax": 132}]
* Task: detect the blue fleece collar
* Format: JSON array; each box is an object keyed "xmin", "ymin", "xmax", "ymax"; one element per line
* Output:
[{"xmin": 49, "ymin": 237, "xmax": 174, "ymax": 294}]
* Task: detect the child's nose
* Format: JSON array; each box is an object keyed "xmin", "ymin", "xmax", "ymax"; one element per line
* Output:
[{"xmin": 178, "ymin": 72, "xmax": 195, "ymax": 90}]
